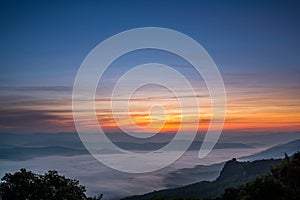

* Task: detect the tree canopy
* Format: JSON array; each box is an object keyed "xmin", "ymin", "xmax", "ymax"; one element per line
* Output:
[{"xmin": 0, "ymin": 168, "xmax": 102, "ymax": 200}]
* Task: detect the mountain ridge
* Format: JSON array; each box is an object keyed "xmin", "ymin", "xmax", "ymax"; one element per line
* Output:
[{"xmin": 122, "ymin": 158, "xmax": 281, "ymax": 200}]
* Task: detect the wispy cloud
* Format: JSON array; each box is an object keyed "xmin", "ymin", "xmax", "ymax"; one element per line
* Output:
[
  {"xmin": 1, "ymin": 69, "xmax": 300, "ymax": 134},
  {"xmin": 0, "ymin": 86, "xmax": 73, "ymax": 92},
  {"xmin": 0, "ymin": 108, "xmax": 75, "ymax": 133}
]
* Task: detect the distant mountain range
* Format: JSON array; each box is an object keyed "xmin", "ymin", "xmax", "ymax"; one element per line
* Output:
[
  {"xmin": 0, "ymin": 133, "xmax": 84, "ymax": 148},
  {"xmin": 239, "ymin": 139, "xmax": 300, "ymax": 161},
  {"xmin": 0, "ymin": 133, "xmax": 256, "ymax": 161},
  {"xmin": 114, "ymin": 140, "xmax": 253, "ymax": 152},
  {"xmin": 1, "ymin": 133, "xmax": 299, "ymax": 161},
  {"xmin": 0, "ymin": 146, "xmax": 88, "ymax": 161}
]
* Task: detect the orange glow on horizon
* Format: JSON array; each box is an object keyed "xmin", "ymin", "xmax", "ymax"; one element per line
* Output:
[
  {"xmin": 94, "ymin": 86, "xmax": 300, "ymax": 134},
  {"xmin": 2, "ymin": 76, "xmax": 299, "ymax": 134}
]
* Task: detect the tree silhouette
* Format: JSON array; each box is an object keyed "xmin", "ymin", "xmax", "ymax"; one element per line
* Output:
[{"xmin": 0, "ymin": 168, "xmax": 102, "ymax": 200}]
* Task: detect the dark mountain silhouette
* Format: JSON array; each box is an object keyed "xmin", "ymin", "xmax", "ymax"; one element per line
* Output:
[{"xmin": 122, "ymin": 158, "xmax": 281, "ymax": 200}]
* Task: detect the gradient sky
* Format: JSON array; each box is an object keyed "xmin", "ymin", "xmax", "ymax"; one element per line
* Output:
[{"xmin": 0, "ymin": 0, "xmax": 300, "ymax": 134}]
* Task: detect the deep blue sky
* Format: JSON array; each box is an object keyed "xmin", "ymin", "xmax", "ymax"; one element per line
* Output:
[{"xmin": 1, "ymin": 0, "xmax": 299, "ymax": 86}]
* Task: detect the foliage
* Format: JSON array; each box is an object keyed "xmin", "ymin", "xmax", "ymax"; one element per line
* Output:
[
  {"xmin": 216, "ymin": 152, "xmax": 300, "ymax": 200},
  {"xmin": 0, "ymin": 168, "xmax": 102, "ymax": 200}
]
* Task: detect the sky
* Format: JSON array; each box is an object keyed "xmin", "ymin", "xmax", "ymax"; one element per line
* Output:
[{"xmin": 0, "ymin": 0, "xmax": 300, "ymax": 134}]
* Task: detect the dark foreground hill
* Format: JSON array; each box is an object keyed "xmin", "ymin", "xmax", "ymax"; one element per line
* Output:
[{"xmin": 122, "ymin": 158, "xmax": 281, "ymax": 200}]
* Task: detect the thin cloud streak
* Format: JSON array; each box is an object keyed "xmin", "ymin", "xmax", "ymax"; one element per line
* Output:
[{"xmin": 0, "ymin": 70, "xmax": 300, "ymax": 133}]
